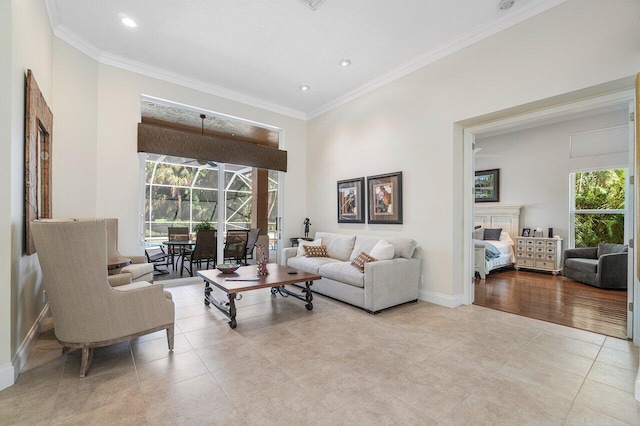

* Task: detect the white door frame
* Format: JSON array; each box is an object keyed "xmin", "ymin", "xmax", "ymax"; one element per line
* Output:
[{"xmin": 462, "ymin": 89, "xmax": 636, "ymax": 340}]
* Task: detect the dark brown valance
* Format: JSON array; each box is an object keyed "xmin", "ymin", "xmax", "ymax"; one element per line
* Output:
[{"xmin": 137, "ymin": 123, "xmax": 287, "ymax": 172}]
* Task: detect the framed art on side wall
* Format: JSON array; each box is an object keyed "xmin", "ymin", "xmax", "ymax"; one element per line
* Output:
[
  {"xmin": 475, "ymin": 169, "xmax": 499, "ymax": 202},
  {"xmin": 337, "ymin": 177, "xmax": 365, "ymax": 223},
  {"xmin": 367, "ymin": 172, "xmax": 403, "ymax": 224}
]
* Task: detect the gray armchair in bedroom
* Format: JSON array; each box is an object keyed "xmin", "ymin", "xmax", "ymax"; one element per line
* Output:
[
  {"xmin": 31, "ymin": 219, "xmax": 175, "ymax": 378},
  {"xmin": 562, "ymin": 243, "xmax": 628, "ymax": 289}
]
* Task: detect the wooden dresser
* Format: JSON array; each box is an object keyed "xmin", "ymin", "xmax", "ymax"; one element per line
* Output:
[{"xmin": 514, "ymin": 237, "xmax": 563, "ymax": 275}]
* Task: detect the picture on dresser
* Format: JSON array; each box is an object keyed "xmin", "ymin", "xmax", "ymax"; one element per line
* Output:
[
  {"xmin": 474, "ymin": 169, "xmax": 500, "ymax": 202},
  {"xmin": 522, "ymin": 228, "xmax": 531, "ymax": 237}
]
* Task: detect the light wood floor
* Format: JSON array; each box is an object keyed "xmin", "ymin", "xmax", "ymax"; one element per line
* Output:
[{"xmin": 474, "ymin": 268, "xmax": 628, "ymax": 339}]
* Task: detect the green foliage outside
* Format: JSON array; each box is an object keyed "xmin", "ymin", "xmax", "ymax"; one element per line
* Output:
[
  {"xmin": 574, "ymin": 169, "xmax": 625, "ymax": 247},
  {"xmin": 145, "ymin": 161, "xmax": 279, "ymax": 239}
]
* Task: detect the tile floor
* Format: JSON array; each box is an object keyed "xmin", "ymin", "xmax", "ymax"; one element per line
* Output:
[{"xmin": 1, "ymin": 280, "xmax": 640, "ymax": 425}]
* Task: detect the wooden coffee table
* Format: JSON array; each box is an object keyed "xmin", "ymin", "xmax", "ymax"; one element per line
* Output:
[{"xmin": 197, "ymin": 264, "xmax": 321, "ymax": 329}]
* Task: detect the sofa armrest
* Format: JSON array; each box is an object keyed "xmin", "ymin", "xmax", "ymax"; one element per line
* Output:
[
  {"xmin": 598, "ymin": 252, "xmax": 628, "ymax": 288},
  {"xmin": 363, "ymin": 258, "xmax": 420, "ymax": 312},
  {"xmin": 281, "ymin": 247, "xmax": 298, "ymax": 266},
  {"xmin": 564, "ymin": 247, "xmax": 597, "ymax": 260}
]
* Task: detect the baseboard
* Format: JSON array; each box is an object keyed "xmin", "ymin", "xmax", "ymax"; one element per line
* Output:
[
  {"xmin": 0, "ymin": 363, "xmax": 14, "ymax": 391},
  {"xmin": 419, "ymin": 290, "xmax": 465, "ymax": 308},
  {"xmin": 11, "ymin": 303, "xmax": 50, "ymax": 381}
]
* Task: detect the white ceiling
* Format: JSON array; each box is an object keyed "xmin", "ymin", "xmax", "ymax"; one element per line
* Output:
[{"xmin": 46, "ymin": 0, "xmax": 567, "ymax": 119}]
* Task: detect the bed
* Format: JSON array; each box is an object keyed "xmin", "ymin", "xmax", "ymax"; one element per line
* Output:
[{"xmin": 474, "ymin": 205, "xmax": 522, "ymax": 279}]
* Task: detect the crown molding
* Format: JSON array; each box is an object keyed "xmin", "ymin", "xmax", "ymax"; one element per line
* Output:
[
  {"xmin": 307, "ymin": 0, "xmax": 569, "ymax": 119},
  {"xmin": 97, "ymin": 52, "xmax": 307, "ymax": 120}
]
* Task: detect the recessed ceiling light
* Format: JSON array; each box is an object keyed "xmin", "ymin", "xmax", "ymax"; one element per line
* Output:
[
  {"xmin": 339, "ymin": 59, "xmax": 352, "ymax": 67},
  {"xmin": 119, "ymin": 14, "xmax": 138, "ymax": 28},
  {"xmin": 498, "ymin": 0, "xmax": 515, "ymax": 10},
  {"xmin": 299, "ymin": 84, "xmax": 311, "ymax": 92}
]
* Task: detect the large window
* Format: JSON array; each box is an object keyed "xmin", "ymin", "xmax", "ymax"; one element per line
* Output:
[
  {"xmin": 571, "ymin": 168, "xmax": 626, "ymax": 248},
  {"xmin": 144, "ymin": 155, "xmax": 278, "ymax": 245}
]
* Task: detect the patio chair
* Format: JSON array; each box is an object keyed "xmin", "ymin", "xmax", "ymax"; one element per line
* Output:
[
  {"xmin": 145, "ymin": 246, "xmax": 171, "ymax": 275},
  {"xmin": 223, "ymin": 229, "xmax": 249, "ymax": 265},
  {"xmin": 180, "ymin": 230, "xmax": 217, "ymax": 277},
  {"xmin": 245, "ymin": 228, "xmax": 261, "ymax": 262},
  {"xmin": 168, "ymin": 227, "xmax": 189, "ymax": 269}
]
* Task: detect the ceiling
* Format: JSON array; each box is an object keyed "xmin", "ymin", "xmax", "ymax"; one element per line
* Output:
[{"xmin": 46, "ymin": 0, "xmax": 567, "ymax": 119}]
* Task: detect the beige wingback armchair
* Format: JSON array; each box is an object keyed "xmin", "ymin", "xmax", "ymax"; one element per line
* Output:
[
  {"xmin": 105, "ymin": 218, "xmax": 154, "ymax": 284},
  {"xmin": 31, "ymin": 219, "xmax": 175, "ymax": 378}
]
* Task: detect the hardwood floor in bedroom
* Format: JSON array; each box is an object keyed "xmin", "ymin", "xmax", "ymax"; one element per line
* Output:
[{"xmin": 474, "ymin": 269, "xmax": 628, "ymax": 339}]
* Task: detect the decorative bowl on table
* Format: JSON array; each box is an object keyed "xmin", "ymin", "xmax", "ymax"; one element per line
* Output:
[{"xmin": 216, "ymin": 263, "xmax": 240, "ymax": 274}]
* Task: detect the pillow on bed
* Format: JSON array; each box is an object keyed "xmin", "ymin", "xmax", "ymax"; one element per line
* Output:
[
  {"xmin": 473, "ymin": 227, "xmax": 484, "ymax": 240},
  {"xmin": 483, "ymin": 228, "xmax": 502, "ymax": 241}
]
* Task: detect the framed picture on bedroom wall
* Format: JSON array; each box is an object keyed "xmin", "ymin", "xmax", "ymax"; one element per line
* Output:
[
  {"xmin": 475, "ymin": 169, "xmax": 500, "ymax": 202},
  {"xmin": 367, "ymin": 171, "xmax": 403, "ymax": 224},
  {"xmin": 337, "ymin": 177, "xmax": 365, "ymax": 223}
]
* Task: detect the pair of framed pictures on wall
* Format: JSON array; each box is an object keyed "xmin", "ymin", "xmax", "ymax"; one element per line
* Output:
[{"xmin": 337, "ymin": 171, "xmax": 403, "ymax": 224}]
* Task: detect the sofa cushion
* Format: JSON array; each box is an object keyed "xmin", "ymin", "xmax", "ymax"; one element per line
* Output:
[
  {"xmin": 351, "ymin": 251, "xmax": 377, "ymax": 272},
  {"xmin": 597, "ymin": 243, "xmax": 628, "ymax": 257},
  {"xmin": 319, "ymin": 262, "xmax": 365, "ymax": 288},
  {"xmin": 304, "ymin": 245, "xmax": 328, "ymax": 258},
  {"xmin": 370, "ymin": 239, "xmax": 394, "ymax": 260},
  {"xmin": 315, "ymin": 232, "xmax": 356, "ymax": 261},
  {"xmin": 296, "ymin": 238, "xmax": 322, "ymax": 257},
  {"xmin": 565, "ymin": 258, "xmax": 598, "ymax": 274},
  {"xmin": 350, "ymin": 235, "xmax": 382, "ymax": 261},
  {"xmin": 287, "ymin": 256, "xmax": 341, "ymax": 275},
  {"xmin": 385, "ymin": 237, "xmax": 418, "ymax": 259}
]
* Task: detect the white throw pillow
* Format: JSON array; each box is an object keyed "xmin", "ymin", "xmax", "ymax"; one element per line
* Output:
[
  {"xmin": 296, "ymin": 238, "xmax": 322, "ymax": 257},
  {"xmin": 369, "ymin": 239, "xmax": 394, "ymax": 260}
]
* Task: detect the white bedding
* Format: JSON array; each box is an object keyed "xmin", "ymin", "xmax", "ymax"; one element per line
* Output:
[{"xmin": 474, "ymin": 234, "xmax": 515, "ymax": 278}]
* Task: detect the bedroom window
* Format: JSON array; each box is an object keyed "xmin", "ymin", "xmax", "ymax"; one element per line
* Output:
[{"xmin": 570, "ymin": 168, "xmax": 626, "ymax": 248}]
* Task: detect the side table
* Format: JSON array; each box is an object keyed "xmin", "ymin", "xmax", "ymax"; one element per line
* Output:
[{"xmin": 290, "ymin": 237, "xmax": 314, "ymax": 247}]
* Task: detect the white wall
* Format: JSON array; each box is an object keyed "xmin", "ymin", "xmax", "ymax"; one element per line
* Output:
[
  {"xmin": 476, "ymin": 109, "xmax": 629, "ymax": 243},
  {"xmin": 52, "ymin": 38, "xmax": 99, "ymax": 217},
  {"xmin": 0, "ymin": 0, "xmax": 54, "ymax": 389},
  {"xmin": 306, "ymin": 0, "xmax": 640, "ymax": 303},
  {"xmin": 0, "ymin": 0, "xmax": 15, "ymax": 388}
]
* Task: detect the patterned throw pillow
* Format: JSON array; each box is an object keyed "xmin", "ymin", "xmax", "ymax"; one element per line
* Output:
[
  {"xmin": 304, "ymin": 245, "xmax": 328, "ymax": 258},
  {"xmin": 351, "ymin": 251, "xmax": 377, "ymax": 272}
]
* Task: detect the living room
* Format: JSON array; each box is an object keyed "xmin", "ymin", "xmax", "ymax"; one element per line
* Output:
[{"xmin": 2, "ymin": 0, "xmax": 640, "ymax": 423}]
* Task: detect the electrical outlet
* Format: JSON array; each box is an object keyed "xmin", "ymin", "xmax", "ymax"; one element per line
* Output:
[{"xmin": 420, "ymin": 275, "xmax": 424, "ymax": 285}]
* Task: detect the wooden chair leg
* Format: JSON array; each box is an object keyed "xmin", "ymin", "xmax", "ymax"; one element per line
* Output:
[
  {"xmin": 79, "ymin": 347, "xmax": 94, "ymax": 378},
  {"xmin": 166, "ymin": 324, "xmax": 174, "ymax": 351}
]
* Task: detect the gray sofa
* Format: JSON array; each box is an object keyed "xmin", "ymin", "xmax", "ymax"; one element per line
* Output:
[
  {"xmin": 563, "ymin": 243, "xmax": 628, "ymax": 289},
  {"xmin": 281, "ymin": 232, "xmax": 421, "ymax": 313}
]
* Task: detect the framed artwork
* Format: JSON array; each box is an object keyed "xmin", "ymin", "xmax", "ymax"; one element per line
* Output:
[
  {"xmin": 24, "ymin": 70, "xmax": 53, "ymax": 255},
  {"xmin": 337, "ymin": 177, "xmax": 365, "ymax": 223},
  {"xmin": 522, "ymin": 228, "xmax": 531, "ymax": 237},
  {"xmin": 475, "ymin": 169, "xmax": 499, "ymax": 203},
  {"xmin": 367, "ymin": 171, "xmax": 403, "ymax": 224}
]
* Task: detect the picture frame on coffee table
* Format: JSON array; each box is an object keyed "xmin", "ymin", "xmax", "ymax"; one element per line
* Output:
[
  {"xmin": 337, "ymin": 177, "xmax": 365, "ymax": 223},
  {"xmin": 367, "ymin": 172, "xmax": 403, "ymax": 224}
]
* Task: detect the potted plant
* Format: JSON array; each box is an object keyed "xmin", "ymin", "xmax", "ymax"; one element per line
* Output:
[{"xmin": 194, "ymin": 219, "xmax": 215, "ymax": 232}]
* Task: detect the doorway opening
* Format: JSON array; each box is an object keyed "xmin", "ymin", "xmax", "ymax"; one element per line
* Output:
[{"xmin": 463, "ymin": 89, "xmax": 635, "ymax": 340}]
